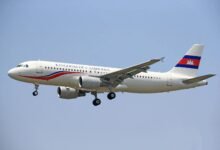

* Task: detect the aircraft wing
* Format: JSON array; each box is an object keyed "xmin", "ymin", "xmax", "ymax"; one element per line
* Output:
[
  {"xmin": 182, "ymin": 74, "xmax": 215, "ymax": 84},
  {"xmin": 100, "ymin": 58, "xmax": 163, "ymax": 87}
]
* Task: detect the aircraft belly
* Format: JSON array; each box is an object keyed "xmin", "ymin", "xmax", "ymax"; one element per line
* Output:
[{"xmin": 122, "ymin": 79, "xmax": 168, "ymax": 93}]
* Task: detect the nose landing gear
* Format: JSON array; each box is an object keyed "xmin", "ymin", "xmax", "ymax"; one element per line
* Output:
[
  {"xmin": 32, "ymin": 84, "xmax": 39, "ymax": 96},
  {"xmin": 33, "ymin": 90, "xmax": 38, "ymax": 96}
]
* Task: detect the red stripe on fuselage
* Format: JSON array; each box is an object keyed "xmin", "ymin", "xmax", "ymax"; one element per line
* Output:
[{"xmin": 20, "ymin": 71, "xmax": 81, "ymax": 81}]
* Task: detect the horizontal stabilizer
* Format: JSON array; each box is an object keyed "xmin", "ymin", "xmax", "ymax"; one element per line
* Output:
[{"xmin": 182, "ymin": 74, "xmax": 215, "ymax": 84}]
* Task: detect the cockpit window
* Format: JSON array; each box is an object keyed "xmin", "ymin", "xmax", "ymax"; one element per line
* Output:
[
  {"xmin": 16, "ymin": 64, "xmax": 29, "ymax": 68},
  {"xmin": 17, "ymin": 64, "xmax": 22, "ymax": 67}
]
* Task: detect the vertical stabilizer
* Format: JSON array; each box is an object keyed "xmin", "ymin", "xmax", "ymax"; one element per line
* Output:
[{"xmin": 169, "ymin": 44, "xmax": 204, "ymax": 77}]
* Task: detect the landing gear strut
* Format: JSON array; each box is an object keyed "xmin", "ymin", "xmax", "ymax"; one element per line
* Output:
[
  {"xmin": 107, "ymin": 92, "xmax": 116, "ymax": 100},
  {"xmin": 32, "ymin": 84, "xmax": 39, "ymax": 96},
  {"xmin": 91, "ymin": 92, "xmax": 101, "ymax": 106}
]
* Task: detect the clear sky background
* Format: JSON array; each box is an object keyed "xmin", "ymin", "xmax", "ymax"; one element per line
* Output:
[{"xmin": 0, "ymin": 0, "xmax": 219, "ymax": 150}]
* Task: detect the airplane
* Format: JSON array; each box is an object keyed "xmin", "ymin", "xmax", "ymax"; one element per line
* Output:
[{"xmin": 8, "ymin": 44, "xmax": 215, "ymax": 106}]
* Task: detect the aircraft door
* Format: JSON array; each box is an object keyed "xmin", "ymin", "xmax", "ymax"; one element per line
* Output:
[{"xmin": 35, "ymin": 61, "xmax": 43, "ymax": 74}]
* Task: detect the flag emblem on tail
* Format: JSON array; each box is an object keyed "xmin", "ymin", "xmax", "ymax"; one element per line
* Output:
[{"xmin": 175, "ymin": 55, "xmax": 201, "ymax": 69}]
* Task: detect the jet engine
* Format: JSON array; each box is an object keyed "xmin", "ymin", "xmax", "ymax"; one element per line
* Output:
[
  {"xmin": 79, "ymin": 76, "xmax": 102, "ymax": 89},
  {"xmin": 57, "ymin": 86, "xmax": 86, "ymax": 99}
]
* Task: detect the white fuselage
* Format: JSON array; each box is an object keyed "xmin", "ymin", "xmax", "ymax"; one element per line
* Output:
[{"xmin": 8, "ymin": 60, "xmax": 207, "ymax": 93}]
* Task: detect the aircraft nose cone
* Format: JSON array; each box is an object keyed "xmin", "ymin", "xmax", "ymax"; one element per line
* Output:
[{"xmin": 8, "ymin": 68, "xmax": 16, "ymax": 78}]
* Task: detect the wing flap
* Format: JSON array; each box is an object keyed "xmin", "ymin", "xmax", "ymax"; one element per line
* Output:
[
  {"xmin": 101, "ymin": 58, "xmax": 163, "ymax": 86},
  {"xmin": 182, "ymin": 74, "xmax": 215, "ymax": 84}
]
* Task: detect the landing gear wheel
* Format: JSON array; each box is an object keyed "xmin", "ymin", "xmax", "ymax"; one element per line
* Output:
[
  {"xmin": 32, "ymin": 84, "xmax": 39, "ymax": 96},
  {"xmin": 32, "ymin": 91, "xmax": 38, "ymax": 96},
  {"xmin": 93, "ymin": 99, "xmax": 101, "ymax": 106},
  {"xmin": 107, "ymin": 92, "xmax": 116, "ymax": 100}
]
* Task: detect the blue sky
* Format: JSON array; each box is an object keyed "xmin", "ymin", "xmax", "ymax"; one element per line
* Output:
[{"xmin": 0, "ymin": 0, "xmax": 219, "ymax": 150}]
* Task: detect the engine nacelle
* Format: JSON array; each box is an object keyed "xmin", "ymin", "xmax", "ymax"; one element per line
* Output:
[
  {"xmin": 70, "ymin": 76, "xmax": 81, "ymax": 88},
  {"xmin": 79, "ymin": 76, "xmax": 101, "ymax": 89},
  {"xmin": 57, "ymin": 86, "xmax": 85, "ymax": 99}
]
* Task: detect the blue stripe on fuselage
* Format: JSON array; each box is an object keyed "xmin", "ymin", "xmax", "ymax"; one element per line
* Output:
[{"xmin": 44, "ymin": 71, "xmax": 64, "ymax": 77}]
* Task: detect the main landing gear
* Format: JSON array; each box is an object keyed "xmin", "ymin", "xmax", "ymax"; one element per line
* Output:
[
  {"xmin": 91, "ymin": 92, "xmax": 116, "ymax": 106},
  {"xmin": 32, "ymin": 84, "xmax": 39, "ymax": 96},
  {"xmin": 91, "ymin": 92, "xmax": 101, "ymax": 106},
  {"xmin": 107, "ymin": 92, "xmax": 116, "ymax": 100}
]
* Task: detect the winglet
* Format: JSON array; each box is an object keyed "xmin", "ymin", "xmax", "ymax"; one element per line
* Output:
[
  {"xmin": 182, "ymin": 74, "xmax": 215, "ymax": 84},
  {"xmin": 160, "ymin": 57, "xmax": 165, "ymax": 62}
]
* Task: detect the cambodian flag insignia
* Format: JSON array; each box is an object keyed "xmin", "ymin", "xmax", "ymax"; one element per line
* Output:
[{"xmin": 175, "ymin": 55, "xmax": 201, "ymax": 69}]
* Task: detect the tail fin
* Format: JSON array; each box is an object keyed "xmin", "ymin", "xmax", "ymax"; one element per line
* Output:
[{"xmin": 169, "ymin": 44, "xmax": 204, "ymax": 77}]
